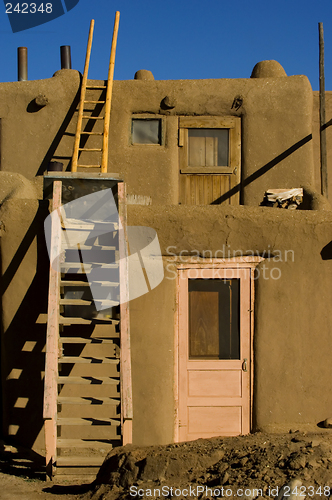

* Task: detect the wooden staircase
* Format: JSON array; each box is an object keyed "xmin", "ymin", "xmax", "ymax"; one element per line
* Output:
[{"xmin": 43, "ymin": 178, "xmax": 131, "ymax": 479}]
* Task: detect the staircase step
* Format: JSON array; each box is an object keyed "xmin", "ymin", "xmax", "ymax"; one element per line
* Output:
[
  {"xmin": 59, "ymin": 317, "xmax": 119, "ymax": 325},
  {"xmin": 61, "ymin": 219, "xmax": 118, "ymax": 230},
  {"xmin": 60, "ymin": 280, "xmax": 119, "ymax": 287},
  {"xmin": 57, "ymin": 417, "xmax": 120, "ymax": 426},
  {"xmin": 58, "ymin": 376, "xmax": 120, "ymax": 385},
  {"xmin": 58, "ymin": 356, "xmax": 120, "ymax": 364},
  {"xmin": 60, "ymin": 298, "xmax": 118, "ymax": 307},
  {"xmin": 60, "ymin": 262, "xmax": 119, "ymax": 272},
  {"xmin": 58, "ymin": 396, "xmax": 120, "ymax": 405},
  {"xmin": 57, "ymin": 456, "xmax": 105, "ymax": 467},
  {"xmin": 60, "ymin": 336, "xmax": 119, "ymax": 343},
  {"xmin": 57, "ymin": 438, "xmax": 113, "ymax": 449},
  {"xmin": 62, "ymin": 244, "xmax": 117, "ymax": 251}
]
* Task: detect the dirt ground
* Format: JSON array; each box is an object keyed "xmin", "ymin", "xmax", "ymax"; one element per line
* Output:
[{"xmin": 2, "ymin": 431, "xmax": 332, "ymax": 500}]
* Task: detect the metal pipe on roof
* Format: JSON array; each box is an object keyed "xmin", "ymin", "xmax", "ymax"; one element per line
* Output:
[
  {"xmin": 60, "ymin": 45, "xmax": 72, "ymax": 69},
  {"xmin": 17, "ymin": 47, "xmax": 27, "ymax": 81}
]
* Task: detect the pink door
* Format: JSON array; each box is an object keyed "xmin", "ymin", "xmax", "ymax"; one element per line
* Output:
[{"xmin": 178, "ymin": 268, "xmax": 251, "ymax": 440}]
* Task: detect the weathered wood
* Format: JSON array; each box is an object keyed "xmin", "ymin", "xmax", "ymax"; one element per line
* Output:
[
  {"xmin": 43, "ymin": 180, "xmax": 62, "ymax": 477},
  {"xmin": 319, "ymin": 22, "xmax": 328, "ymax": 198},
  {"xmin": 118, "ymin": 182, "xmax": 133, "ymax": 443},
  {"xmin": 72, "ymin": 20, "xmax": 95, "ymax": 172},
  {"xmin": 58, "ymin": 396, "xmax": 120, "ymax": 405},
  {"xmin": 58, "ymin": 356, "xmax": 120, "ymax": 364},
  {"xmin": 101, "ymin": 11, "xmax": 120, "ymax": 173},
  {"xmin": 58, "ymin": 376, "xmax": 120, "ymax": 385},
  {"xmin": 57, "ymin": 417, "xmax": 120, "ymax": 426}
]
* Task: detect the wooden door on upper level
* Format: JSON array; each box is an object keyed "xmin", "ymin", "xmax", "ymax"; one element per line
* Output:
[
  {"xmin": 178, "ymin": 268, "xmax": 251, "ymax": 440},
  {"xmin": 178, "ymin": 116, "xmax": 241, "ymax": 205}
]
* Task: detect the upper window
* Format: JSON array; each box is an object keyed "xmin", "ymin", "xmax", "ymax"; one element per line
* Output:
[
  {"xmin": 131, "ymin": 116, "xmax": 164, "ymax": 145},
  {"xmin": 188, "ymin": 128, "xmax": 229, "ymax": 167},
  {"xmin": 178, "ymin": 116, "xmax": 240, "ymax": 174}
]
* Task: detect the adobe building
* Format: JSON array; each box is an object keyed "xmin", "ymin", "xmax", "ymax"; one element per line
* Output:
[{"xmin": 1, "ymin": 56, "xmax": 332, "ymax": 474}]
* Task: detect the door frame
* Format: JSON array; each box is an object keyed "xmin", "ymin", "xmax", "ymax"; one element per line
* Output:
[{"xmin": 174, "ymin": 257, "xmax": 263, "ymax": 442}]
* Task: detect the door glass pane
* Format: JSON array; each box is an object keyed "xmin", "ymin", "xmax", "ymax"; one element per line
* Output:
[
  {"xmin": 188, "ymin": 279, "xmax": 240, "ymax": 360},
  {"xmin": 188, "ymin": 129, "xmax": 229, "ymax": 167}
]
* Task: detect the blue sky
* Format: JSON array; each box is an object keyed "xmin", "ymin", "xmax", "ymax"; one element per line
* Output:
[{"xmin": 0, "ymin": 0, "xmax": 331, "ymax": 90}]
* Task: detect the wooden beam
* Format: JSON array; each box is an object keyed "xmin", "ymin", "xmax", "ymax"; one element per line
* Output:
[
  {"xmin": 319, "ymin": 22, "xmax": 328, "ymax": 198},
  {"xmin": 118, "ymin": 182, "xmax": 133, "ymax": 444},
  {"xmin": 43, "ymin": 180, "xmax": 62, "ymax": 478},
  {"xmin": 101, "ymin": 11, "xmax": 120, "ymax": 173}
]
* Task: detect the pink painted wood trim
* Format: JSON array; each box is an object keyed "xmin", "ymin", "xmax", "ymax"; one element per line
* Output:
[
  {"xmin": 43, "ymin": 180, "xmax": 62, "ymax": 473},
  {"xmin": 240, "ymin": 269, "xmax": 251, "ymax": 435},
  {"xmin": 250, "ymin": 267, "xmax": 255, "ymax": 431},
  {"xmin": 118, "ymin": 182, "xmax": 133, "ymax": 442},
  {"xmin": 174, "ymin": 270, "xmax": 181, "ymax": 443},
  {"xmin": 122, "ymin": 419, "xmax": 133, "ymax": 446},
  {"xmin": 175, "ymin": 264, "xmax": 259, "ymax": 441}
]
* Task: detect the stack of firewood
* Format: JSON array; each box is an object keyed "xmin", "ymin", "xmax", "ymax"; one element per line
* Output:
[{"xmin": 261, "ymin": 188, "xmax": 303, "ymax": 209}]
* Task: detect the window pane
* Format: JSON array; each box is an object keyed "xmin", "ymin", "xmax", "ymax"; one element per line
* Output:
[
  {"xmin": 189, "ymin": 279, "xmax": 240, "ymax": 360},
  {"xmin": 188, "ymin": 129, "xmax": 229, "ymax": 166},
  {"xmin": 132, "ymin": 119, "xmax": 161, "ymax": 144}
]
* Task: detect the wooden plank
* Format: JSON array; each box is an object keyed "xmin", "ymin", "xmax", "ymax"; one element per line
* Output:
[
  {"xmin": 60, "ymin": 337, "xmax": 118, "ymax": 343},
  {"xmin": 59, "ymin": 317, "xmax": 119, "ymax": 325},
  {"xmin": 118, "ymin": 182, "xmax": 133, "ymax": 443},
  {"xmin": 57, "ymin": 457, "xmax": 105, "ymax": 466},
  {"xmin": 57, "ymin": 439, "xmax": 113, "ymax": 448},
  {"xmin": 72, "ymin": 20, "xmax": 95, "ymax": 172},
  {"xmin": 58, "ymin": 376, "xmax": 120, "ymax": 385},
  {"xmin": 179, "ymin": 116, "xmax": 238, "ymax": 128},
  {"xmin": 180, "ymin": 167, "xmax": 233, "ymax": 174},
  {"xmin": 57, "ymin": 417, "xmax": 120, "ymax": 426},
  {"xmin": 58, "ymin": 356, "xmax": 120, "ymax": 364},
  {"xmin": 101, "ymin": 11, "xmax": 120, "ymax": 173},
  {"xmin": 44, "ymin": 180, "xmax": 62, "ymax": 477},
  {"xmin": 58, "ymin": 396, "xmax": 120, "ymax": 405}
]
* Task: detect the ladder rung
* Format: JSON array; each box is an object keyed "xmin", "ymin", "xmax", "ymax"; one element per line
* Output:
[
  {"xmin": 58, "ymin": 376, "xmax": 120, "ymax": 385},
  {"xmin": 78, "ymin": 148, "xmax": 102, "ymax": 152},
  {"xmin": 57, "ymin": 396, "xmax": 120, "ymax": 405},
  {"xmin": 82, "ymin": 116, "xmax": 104, "ymax": 119},
  {"xmin": 59, "ymin": 336, "xmax": 119, "ymax": 342},
  {"xmin": 84, "ymin": 100, "xmax": 106, "ymax": 104},
  {"xmin": 77, "ymin": 164, "xmax": 101, "ymax": 168},
  {"xmin": 57, "ymin": 439, "xmax": 114, "ymax": 449},
  {"xmin": 86, "ymin": 85, "xmax": 107, "ymax": 89},
  {"xmin": 58, "ymin": 356, "xmax": 120, "ymax": 364},
  {"xmin": 57, "ymin": 417, "xmax": 120, "ymax": 426},
  {"xmin": 57, "ymin": 456, "xmax": 105, "ymax": 466},
  {"xmin": 80, "ymin": 132, "xmax": 103, "ymax": 135}
]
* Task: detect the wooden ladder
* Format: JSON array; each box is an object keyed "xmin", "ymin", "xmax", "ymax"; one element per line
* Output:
[
  {"xmin": 71, "ymin": 13, "xmax": 120, "ymax": 173},
  {"xmin": 43, "ymin": 179, "xmax": 132, "ymax": 479}
]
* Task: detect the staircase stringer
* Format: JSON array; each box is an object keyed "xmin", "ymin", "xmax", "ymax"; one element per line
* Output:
[
  {"xmin": 118, "ymin": 181, "xmax": 133, "ymax": 443},
  {"xmin": 43, "ymin": 180, "xmax": 62, "ymax": 479}
]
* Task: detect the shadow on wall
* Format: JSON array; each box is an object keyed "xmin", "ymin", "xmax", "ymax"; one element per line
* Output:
[
  {"xmin": 35, "ymin": 76, "xmax": 81, "ymax": 176},
  {"xmin": 211, "ymin": 134, "xmax": 312, "ymax": 205},
  {"xmin": 0, "ymin": 202, "xmax": 49, "ymax": 453}
]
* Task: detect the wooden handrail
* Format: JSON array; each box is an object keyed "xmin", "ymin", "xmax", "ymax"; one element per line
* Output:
[
  {"xmin": 118, "ymin": 182, "xmax": 133, "ymax": 444},
  {"xmin": 43, "ymin": 180, "xmax": 62, "ymax": 477}
]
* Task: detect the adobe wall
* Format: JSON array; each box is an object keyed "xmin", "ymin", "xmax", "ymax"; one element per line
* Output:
[
  {"xmin": 312, "ymin": 91, "xmax": 332, "ymax": 195},
  {"xmin": 128, "ymin": 204, "xmax": 332, "ymax": 436},
  {"xmin": 0, "ymin": 66, "xmax": 317, "ymax": 206}
]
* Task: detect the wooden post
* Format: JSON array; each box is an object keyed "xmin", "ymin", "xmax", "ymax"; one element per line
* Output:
[
  {"xmin": 118, "ymin": 181, "xmax": 133, "ymax": 444},
  {"xmin": 319, "ymin": 22, "xmax": 328, "ymax": 198},
  {"xmin": 101, "ymin": 11, "xmax": 120, "ymax": 173},
  {"xmin": 71, "ymin": 20, "xmax": 95, "ymax": 172},
  {"xmin": 43, "ymin": 180, "xmax": 62, "ymax": 479}
]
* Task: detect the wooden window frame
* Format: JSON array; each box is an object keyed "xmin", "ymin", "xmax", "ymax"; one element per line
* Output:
[
  {"xmin": 130, "ymin": 114, "xmax": 166, "ymax": 146},
  {"xmin": 178, "ymin": 116, "xmax": 241, "ymax": 174}
]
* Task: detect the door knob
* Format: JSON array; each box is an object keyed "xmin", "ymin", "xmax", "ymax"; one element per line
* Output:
[{"xmin": 242, "ymin": 358, "xmax": 248, "ymax": 372}]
